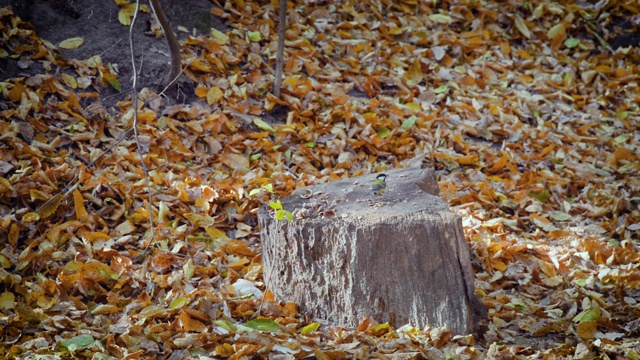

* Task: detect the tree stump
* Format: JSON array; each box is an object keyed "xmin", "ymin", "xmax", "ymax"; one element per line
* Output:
[{"xmin": 258, "ymin": 168, "xmax": 486, "ymax": 335}]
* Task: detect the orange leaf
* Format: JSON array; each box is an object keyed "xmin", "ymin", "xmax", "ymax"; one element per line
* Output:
[
  {"xmin": 225, "ymin": 240, "xmax": 256, "ymax": 257},
  {"xmin": 178, "ymin": 311, "xmax": 207, "ymax": 332},
  {"xmin": 487, "ymin": 152, "xmax": 509, "ymax": 173},
  {"xmin": 73, "ymin": 190, "xmax": 88, "ymax": 221},
  {"xmin": 6, "ymin": 82, "xmax": 27, "ymax": 102}
]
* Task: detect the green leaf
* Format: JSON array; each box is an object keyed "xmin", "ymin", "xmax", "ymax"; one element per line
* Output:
[
  {"xmin": 169, "ymin": 297, "xmax": 190, "ymax": 310},
  {"xmin": 275, "ymin": 209, "xmax": 293, "ymax": 222},
  {"xmin": 107, "ymin": 77, "xmax": 121, "ymax": 92},
  {"xmin": 248, "ymin": 31, "xmax": 262, "ymax": 42},
  {"xmin": 249, "ymin": 188, "xmax": 262, "ymax": 197},
  {"xmin": 572, "ymin": 308, "xmax": 601, "ymax": 323},
  {"xmin": 529, "ymin": 189, "xmax": 550, "ymax": 203},
  {"xmin": 214, "ymin": 319, "xmax": 237, "ymax": 332},
  {"xmin": 245, "ymin": 318, "xmax": 281, "ymax": 332},
  {"xmin": 564, "ymin": 38, "xmax": 580, "ymax": 48},
  {"xmin": 619, "ymin": 164, "xmax": 635, "ymax": 174},
  {"xmin": 433, "ymin": 84, "xmax": 448, "ymax": 94},
  {"xmin": 551, "ymin": 212, "xmax": 572, "ymax": 221},
  {"xmin": 60, "ymin": 334, "xmax": 95, "ymax": 352},
  {"xmin": 137, "ymin": 305, "xmax": 165, "ymax": 320},
  {"xmin": 401, "ymin": 115, "xmax": 418, "ymax": 129},
  {"xmin": 268, "ymin": 200, "xmax": 283, "ymax": 211},
  {"xmin": 301, "ymin": 322, "xmax": 321, "ymax": 334},
  {"xmin": 376, "ymin": 126, "xmax": 390, "ymax": 138},
  {"xmin": 183, "ymin": 258, "xmax": 194, "ymax": 280},
  {"xmin": 617, "ymin": 109, "xmax": 629, "ymax": 120}
]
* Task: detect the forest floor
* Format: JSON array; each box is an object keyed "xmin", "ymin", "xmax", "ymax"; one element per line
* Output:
[{"xmin": 1, "ymin": 0, "xmax": 640, "ymax": 358}]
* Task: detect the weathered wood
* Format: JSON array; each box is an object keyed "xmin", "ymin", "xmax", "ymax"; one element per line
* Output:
[{"xmin": 259, "ymin": 168, "xmax": 486, "ymax": 335}]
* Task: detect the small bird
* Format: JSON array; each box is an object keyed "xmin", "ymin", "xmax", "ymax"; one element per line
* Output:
[{"xmin": 370, "ymin": 173, "xmax": 388, "ymax": 196}]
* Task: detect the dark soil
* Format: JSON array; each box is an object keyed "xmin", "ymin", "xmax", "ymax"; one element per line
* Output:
[{"xmin": 1, "ymin": 0, "xmax": 229, "ymax": 110}]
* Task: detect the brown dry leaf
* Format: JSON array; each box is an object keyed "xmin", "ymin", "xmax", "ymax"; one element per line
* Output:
[
  {"xmin": 36, "ymin": 194, "xmax": 63, "ymax": 219},
  {"xmin": 2, "ymin": 1, "xmax": 640, "ymax": 358}
]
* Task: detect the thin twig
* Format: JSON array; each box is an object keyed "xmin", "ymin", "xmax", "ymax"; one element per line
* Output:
[
  {"xmin": 35, "ymin": 128, "xmax": 134, "ymax": 214},
  {"xmin": 256, "ymin": 250, "xmax": 276, "ymax": 319},
  {"xmin": 129, "ymin": 0, "xmax": 157, "ymax": 247}
]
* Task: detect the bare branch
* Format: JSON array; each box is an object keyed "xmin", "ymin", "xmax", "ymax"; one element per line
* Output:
[
  {"xmin": 149, "ymin": 0, "xmax": 182, "ymax": 88},
  {"xmin": 273, "ymin": 0, "xmax": 286, "ymax": 98}
]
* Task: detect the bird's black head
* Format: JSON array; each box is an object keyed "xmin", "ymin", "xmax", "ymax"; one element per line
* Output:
[{"xmin": 376, "ymin": 173, "xmax": 388, "ymax": 181}]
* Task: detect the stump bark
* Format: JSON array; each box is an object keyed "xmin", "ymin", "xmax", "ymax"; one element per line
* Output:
[{"xmin": 258, "ymin": 168, "xmax": 486, "ymax": 335}]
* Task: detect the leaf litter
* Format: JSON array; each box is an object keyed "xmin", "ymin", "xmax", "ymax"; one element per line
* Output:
[{"xmin": 1, "ymin": 0, "xmax": 640, "ymax": 358}]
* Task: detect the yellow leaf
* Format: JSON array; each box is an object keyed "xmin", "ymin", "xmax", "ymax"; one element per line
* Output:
[
  {"xmin": 405, "ymin": 102, "xmax": 422, "ymax": 111},
  {"xmin": 215, "ymin": 344, "xmax": 234, "ymax": 357},
  {"xmin": 247, "ymin": 31, "xmax": 261, "ymax": 42},
  {"xmin": 118, "ymin": 8, "xmax": 131, "ymax": 26},
  {"xmin": 0, "ymin": 292, "xmax": 15, "ymax": 310},
  {"xmin": 58, "ymin": 37, "xmax": 84, "ymax": 49},
  {"xmin": 547, "ymin": 23, "xmax": 566, "ymax": 50},
  {"xmin": 0, "ymin": 176, "xmax": 13, "ymax": 192},
  {"xmin": 206, "ymin": 87, "xmax": 224, "ymax": 104},
  {"xmin": 428, "ymin": 14, "xmax": 453, "ymax": 24},
  {"xmin": 73, "ymin": 190, "xmax": 88, "ymax": 220},
  {"xmin": 189, "ymin": 58, "xmax": 212, "ymax": 72},
  {"xmin": 102, "ymin": 69, "xmax": 121, "ymax": 91},
  {"xmin": 8, "ymin": 223, "xmax": 19, "ymax": 246},
  {"xmin": 404, "ymin": 59, "xmax": 423, "ymax": 87},
  {"xmin": 211, "ymin": 29, "xmax": 229, "ymax": 45},
  {"xmin": 61, "ymin": 73, "xmax": 77, "ymax": 88},
  {"xmin": 491, "ymin": 261, "xmax": 507, "ymax": 271},
  {"xmin": 118, "ymin": 4, "xmax": 137, "ymax": 26},
  {"xmin": 253, "ymin": 118, "xmax": 274, "ymax": 133},
  {"xmin": 388, "ymin": 24, "xmax": 403, "ymax": 35},
  {"xmin": 37, "ymin": 194, "xmax": 63, "ymax": 219},
  {"xmin": 205, "ymin": 227, "xmax": 229, "ymax": 240},
  {"xmin": 22, "ymin": 212, "xmax": 40, "ymax": 223}
]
